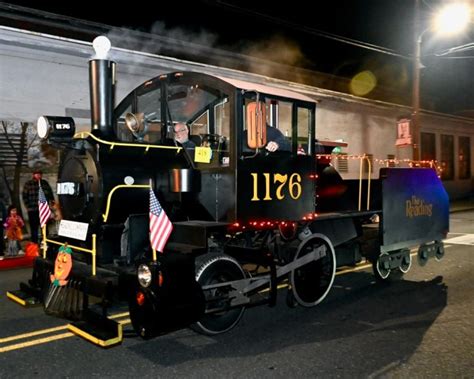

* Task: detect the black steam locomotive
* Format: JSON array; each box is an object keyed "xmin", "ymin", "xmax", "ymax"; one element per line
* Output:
[{"xmin": 8, "ymin": 37, "xmax": 449, "ymax": 346}]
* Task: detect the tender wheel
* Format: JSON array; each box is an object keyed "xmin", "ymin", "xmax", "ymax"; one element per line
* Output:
[
  {"xmin": 417, "ymin": 244, "xmax": 429, "ymax": 266},
  {"xmin": 191, "ymin": 253, "xmax": 246, "ymax": 335},
  {"xmin": 290, "ymin": 234, "xmax": 336, "ymax": 307},
  {"xmin": 435, "ymin": 243, "xmax": 445, "ymax": 262},
  {"xmin": 373, "ymin": 252, "xmax": 404, "ymax": 282},
  {"xmin": 399, "ymin": 249, "xmax": 412, "ymax": 274}
]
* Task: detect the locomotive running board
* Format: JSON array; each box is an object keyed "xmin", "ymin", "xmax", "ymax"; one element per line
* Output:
[
  {"xmin": 68, "ymin": 309, "xmax": 122, "ymax": 348},
  {"xmin": 6, "ymin": 280, "xmax": 43, "ymax": 307},
  {"xmin": 6, "ymin": 290, "xmax": 41, "ymax": 307}
]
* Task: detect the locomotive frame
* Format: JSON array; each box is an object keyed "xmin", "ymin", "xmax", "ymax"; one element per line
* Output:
[{"xmin": 8, "ymin": 37, "xmax": 449, "ymax": 347}]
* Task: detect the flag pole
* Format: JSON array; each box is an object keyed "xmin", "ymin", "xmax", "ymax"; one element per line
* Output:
[
  {"xmin": 149, "ymin": 178, "xmax": 157, "ymax": 262},
  {"xmin": 41, "ymin": 226, "xmax": 47, "ymax": 258}
]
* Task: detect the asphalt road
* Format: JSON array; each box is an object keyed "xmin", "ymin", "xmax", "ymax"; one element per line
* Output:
[{"xmin": 0, "ymin": 211, "xmax": 473, "ymax": 378}]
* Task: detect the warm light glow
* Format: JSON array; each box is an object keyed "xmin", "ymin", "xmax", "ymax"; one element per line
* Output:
[
  {"xmin": 92, "ymin": 36, "xmax": 111, "ymax": 59},
  {"xmin": 350, "ymin": 70, "xmax": 377, "ymax": 96},
  {"xmin": 434, "ymin": 3, "xmax": 471, "ymax": 35},
  {"xmin": 37, "ymin": 116, "xmax": 49, "ymax": 139}
]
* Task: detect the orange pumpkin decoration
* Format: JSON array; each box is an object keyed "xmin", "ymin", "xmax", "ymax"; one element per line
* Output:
[{"xmin": 50, "ymin": 245, "xmax": 73, "ymax": 287}]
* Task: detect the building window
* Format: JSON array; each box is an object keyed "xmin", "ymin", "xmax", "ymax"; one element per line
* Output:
[
  {"xmin": 440, "ymin": 134, "xmax": 454, "ymax": 180},
  {"xmin": 458, "ymin": 136, "xmax": 471, "ymax": 180},
  {"xmin": 420, "ymin": 132, "xmax": 436, "ymax": 162},
  {"xmin": 387, "ymin": 154, "xmax": 396, "ymax": 168}
]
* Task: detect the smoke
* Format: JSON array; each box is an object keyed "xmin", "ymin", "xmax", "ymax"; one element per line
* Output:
[
  {"xmin": 101, "ymin": 23, "xmax": 310, "ymax": 85},
  {"xmin": 238, "ymin": 35, "xmax": 305, "ymax": 67},
  {"xmin": 233, "ymin": 34, "xmax": 309, "ymax": 78},
  {"xmin": 104, "ymin": 21, "xmax": 219, "ymax": 63},
  {"xmin": 149, "ymin": 21, "xmax": 219, "ymax": 49}
]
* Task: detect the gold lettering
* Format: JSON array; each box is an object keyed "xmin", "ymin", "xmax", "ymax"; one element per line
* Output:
[
  {"xmin": 405, "ymin": 196, "xmax": 433, "ymax": 218},
  {"xmin": 249, "ymin": 172, "xmax": 303, "ymax": 202}
]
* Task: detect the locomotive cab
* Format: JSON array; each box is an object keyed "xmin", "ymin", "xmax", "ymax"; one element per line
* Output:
[{"xmin": 112, "ymin": 72, "xmax": 318, "ymax": 224}]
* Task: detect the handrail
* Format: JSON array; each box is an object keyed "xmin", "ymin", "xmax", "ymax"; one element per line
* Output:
[
  {"xmin": 357, "ymin": 156, "xmax": 371, "ymax": 211},
  {"xmin": 102, "ymin": 184, "xmax": 151, "ymax": 222},
  {"xmin": 365, "ymin": 156, "xmax": 372, "ymax": 210},
  {"xmin": 41, "ymin": 226, "xmax": 97, "ymax": 276},
  {"xmin": 73, "ymin": 131, "xmax": 182, "ymax": 153},
  {"xmin": 102, "ymin": 183, "xmax": 158, "ymax": 262}
]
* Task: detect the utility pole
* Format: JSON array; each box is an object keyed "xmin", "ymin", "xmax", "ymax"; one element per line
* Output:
[{"xmin": 411, "ymin": 0, "xmax": 421, "ymax": 163}]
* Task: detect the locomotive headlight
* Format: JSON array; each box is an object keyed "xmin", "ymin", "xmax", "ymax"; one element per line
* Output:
[
  {"xmin": 36, "ymin": 116, "xmax": 76, "ymax": 141},
  {"xmin": 137, "ymin": 264, "xmax": 152, "ymax": 288},
  {"xmin": 37, "ymin": 116, "xmax": 49, "ymax": 139}
]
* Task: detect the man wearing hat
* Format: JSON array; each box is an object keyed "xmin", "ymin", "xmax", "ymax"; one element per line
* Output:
[{"xmin": 22, "ymin": 170, "xmax": 53, "ymax": 243}]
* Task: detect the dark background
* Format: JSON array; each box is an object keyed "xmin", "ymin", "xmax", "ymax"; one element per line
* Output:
[{"xmin": 3, "ymin": 0, "xmax": 474, "ymax": 115}]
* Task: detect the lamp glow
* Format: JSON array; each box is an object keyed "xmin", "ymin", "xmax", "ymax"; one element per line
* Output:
[
  {"xmin": 37, "ymin": 116, "xmax": 49, "ymax": 139},
  {"xmin": 92, "ymin": 36, "xmax": 111, "ymax": 59},
  {"xmin": 434, "ymin": 3, "xmax": 471, "ymax": 35}
]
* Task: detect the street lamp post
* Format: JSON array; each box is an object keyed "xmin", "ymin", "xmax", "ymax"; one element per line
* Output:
[
  {"xmin": 411, "ymin": 1, "xmax": 470, "ymax": 163},
  {"xmin": 411, "ymin": 0, "xmax": 422, "ymax": 162}
]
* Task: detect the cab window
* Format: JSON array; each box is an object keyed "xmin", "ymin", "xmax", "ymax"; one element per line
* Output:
[
  {"xmin": 242, "ymin": 97, "xmax": 291, "ymax": 153},
  {"xmin": 297, "ymin": 107, "xmax": 311, "ymax": 154}
]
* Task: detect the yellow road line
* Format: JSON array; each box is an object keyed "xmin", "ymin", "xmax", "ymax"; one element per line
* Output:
[
  {"xmin": 0, "ymin": 312, "xmax": 129, "ymax": 345},
  {"xmin": 0, "ymin": 319, "xmax": 131, "ymax": 354},
  {"xmin": 0, "ymin": 325, "xmax": 69, "ymax": 344},
  {"xmin": 109, "ymin": 312, "xmax": 130, "ymax": 319},
  {"xmin": 0, "ymin": 332, "xmax": 74, "ymax": 353}
]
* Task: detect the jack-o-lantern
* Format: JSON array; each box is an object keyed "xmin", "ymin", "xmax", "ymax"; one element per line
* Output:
[{"xmin": 50, "ymin": 245, "xmax": 73, "ymax": 287}]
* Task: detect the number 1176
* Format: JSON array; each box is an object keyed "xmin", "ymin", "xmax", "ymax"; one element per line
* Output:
[{"xmin": 250, "ymin": 173, "xmax": 302, "ymax": 201}]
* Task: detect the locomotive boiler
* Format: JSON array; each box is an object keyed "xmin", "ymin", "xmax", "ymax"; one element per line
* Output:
[{"xmin": 8, "ymin": 36, "xmax": 449, "ymax": 347}]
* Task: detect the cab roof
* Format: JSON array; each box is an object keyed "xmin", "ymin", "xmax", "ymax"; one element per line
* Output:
[{"xmin": 216, "ymin": 75, "xmax": 317, "ymax": 104}]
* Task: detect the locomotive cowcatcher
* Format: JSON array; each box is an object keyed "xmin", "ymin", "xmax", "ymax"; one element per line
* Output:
[{"xmin": 8, "ymin": 37, "xmax": 449, "ymax": 347}]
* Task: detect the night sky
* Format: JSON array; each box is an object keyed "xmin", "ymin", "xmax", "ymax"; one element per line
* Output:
[{"xmin": 4, "ymin": 0, "xmax": 474, "ymax": 115}]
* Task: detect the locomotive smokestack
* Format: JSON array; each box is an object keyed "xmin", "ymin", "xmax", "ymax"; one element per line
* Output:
[{"xmin": 89, "ymin": 36, "xmax": 116, "ymax": 138}]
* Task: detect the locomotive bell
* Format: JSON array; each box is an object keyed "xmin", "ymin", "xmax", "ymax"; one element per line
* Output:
[{"xmin": 125, "ymin": 112, "xmax": 148, "ymax": 141}]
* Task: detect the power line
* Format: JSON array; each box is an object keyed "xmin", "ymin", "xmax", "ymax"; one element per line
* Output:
[{"xmin": 213, "ymin": 0, "xmax": 411, "ymax": 60}]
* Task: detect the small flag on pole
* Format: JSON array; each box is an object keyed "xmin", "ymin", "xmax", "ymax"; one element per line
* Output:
[
  {"xmin": 149, "ymin": 189, "xmax": 173, "ymax": 253},
  {"xmin": 38, "ymin": 185, "xmax": 51, "ymax": 228}
]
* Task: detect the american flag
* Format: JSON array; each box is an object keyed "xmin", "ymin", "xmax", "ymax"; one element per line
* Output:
[
  {"xmin": 38, "ymin": 185, "xmax": 51, "ymax": 228},
  {"xmin": 149, "ymin": 189, "xmax": 173, "ymax": 253}
]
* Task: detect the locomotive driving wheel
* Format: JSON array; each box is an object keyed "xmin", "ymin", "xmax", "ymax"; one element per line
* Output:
[
  {"xmin": 290, "ymin": 234, "xmax": 336, "ymax": 307},
  {"xmin": 191, "ymin": 253, "xmax": 246, "ymax": 335}
]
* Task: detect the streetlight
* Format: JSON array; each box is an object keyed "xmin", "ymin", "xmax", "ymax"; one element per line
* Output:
[{"xmin": 411, "ymin": 1, "xmax": 470, "ymax": 162}]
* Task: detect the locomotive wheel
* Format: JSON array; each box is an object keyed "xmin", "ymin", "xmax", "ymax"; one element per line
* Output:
[
  {"xmin": 290, "ymin": 234, "xmax": 336, "ymax": 307},
  {"xmin": 372, "ymin": 252, "xmax": 404, "ymax": 282},
  {"xmin": 417, "ymin": 245, "xmax": 429, "ymax": 267},
  {"xmin": 434, "ymin": 242, "xmax": 445, "ymax": 262},
  {"xmin": 191, "ymin": 253, "xmax": 246, "ymax": 335},
  {"xmin": 398, "ymin": 249, "xmax": 412, "ymax": 274}
]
